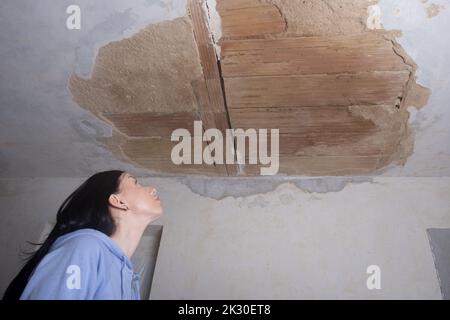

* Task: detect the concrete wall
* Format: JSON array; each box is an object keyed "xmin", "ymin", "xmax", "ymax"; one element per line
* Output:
[{"xmin": 1, "ymin": 177, "xmax": 449, "ymax": 299}]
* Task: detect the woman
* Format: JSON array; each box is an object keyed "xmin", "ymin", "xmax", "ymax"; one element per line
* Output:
[{"xmin": 3, "ymin": 170, "xmax": 163, "ymax": 300}]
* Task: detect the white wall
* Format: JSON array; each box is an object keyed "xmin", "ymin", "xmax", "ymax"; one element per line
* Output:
[{"xmin": 1, "ymin": 177, "xmax": 449, "ymax": 299}]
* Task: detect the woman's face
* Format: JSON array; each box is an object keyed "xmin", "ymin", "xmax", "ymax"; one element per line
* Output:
[{"xmin": 117, "ymin": 173, "xmax": 163, "ymax": 219}]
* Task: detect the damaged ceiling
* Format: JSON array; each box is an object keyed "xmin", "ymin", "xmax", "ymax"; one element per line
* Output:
[
  {"xmin": 68, "ymin": 0, "xmax": 429, "ymax": 176},
  {"xmin": 1, "ymin": 0, "xmax": 449, "ymax": 178}
]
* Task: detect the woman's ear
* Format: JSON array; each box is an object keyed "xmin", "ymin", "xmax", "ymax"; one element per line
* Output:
[{"xmin": 108, "ymin": 194, "xmax": 129, "ymax": 211}]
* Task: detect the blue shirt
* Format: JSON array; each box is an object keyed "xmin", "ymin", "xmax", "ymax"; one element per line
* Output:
[{"xmin": 20, "ymin": 228, "xmax": 140, "ymax": 300}]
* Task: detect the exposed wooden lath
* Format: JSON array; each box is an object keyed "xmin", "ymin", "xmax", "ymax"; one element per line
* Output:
[
  {"xmin": 224, "ymin": 72, "xmax": 409, "ymax": 108},
  {"xmin": 217, "ymin": 0, "xmax": 286, "ymax": 38},
  {"xmin": 228, "ymin": 106, "xmax": 382, "ymax": 156},
  {"xmin": 221, "ymin": 34, "xmax": 410, "ymax": 76},
  {"xmin": 188, "ymin": 0, "xmax": 239, "ymax": 176},
  {"xmin": 103, "ymin": 112, "xmax": 199, "ymax": 138},
  {"xmin": 217, "ymin": 0, "xmax": 413, "ymax": 175},
  {"xmin": 121, "ymin": 138, "xmax": 228, "ymax": 176}
]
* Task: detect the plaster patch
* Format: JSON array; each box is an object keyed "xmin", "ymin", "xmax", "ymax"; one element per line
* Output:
[
  {"xmin": 349, "ymin": 105, "xmax": 414, "ymax": 168},
  {"xmin": 421, "ymin": 0, "xmax": 446, "ymax": 18},
  {"xmin": 178, "ymin": 176, "xmax": 374, "ymax": 200},
  {"xmin": 68, "ymin": 16, "xmax": 208, "ymax": 174},
  {"xmin": 69, "ymin": 17, "xmax": 203, "ymax": 115},
  {"xmin": 266, "ymin": 0, "xmax": 379, "ymax": 36},
  {"xmin": 404, "ymin": 82, "xmax": 432, "ymax": 109}
]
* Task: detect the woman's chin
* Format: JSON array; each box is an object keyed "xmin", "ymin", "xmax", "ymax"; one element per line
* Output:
[{"xmin": 152, "ymin": 207, "xmax": 164, "ymax": 219}]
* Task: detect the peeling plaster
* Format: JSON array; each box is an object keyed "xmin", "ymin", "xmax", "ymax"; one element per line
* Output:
[
  {"xmin": 421, "ymin": 0, "xmax": 446, "ymax": 18},
  {"xmin": 266, "ymin": 0, "xmax": 379, "ymax": 36},
  {"xmin": 70, "ymin": 17, "xmax": 203, "ymax": 114},
  {"xmin": 67, "ymin": 0, "xmax": 431, "ymax": 177},
  {"xmin": 378, "ymin": 0, "xmax": 450, "ymax": 176},
  {"xmin": 178, "ymin": 176, "xmax": 373, "ymax": 200}
]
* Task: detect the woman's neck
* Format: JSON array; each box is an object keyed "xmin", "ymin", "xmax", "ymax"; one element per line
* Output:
[{"xmin": 110, "ymin": 219, "xmax": 148, "ymax": 258}]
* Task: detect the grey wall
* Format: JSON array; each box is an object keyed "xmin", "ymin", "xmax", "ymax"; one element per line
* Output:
[
  {"xmin": 427, "ymin": 228, "xmax": 450, "ymax": 300},
  {"xmin": 1, "ymin": 177, "xmax": 449, "ymax": 299}
]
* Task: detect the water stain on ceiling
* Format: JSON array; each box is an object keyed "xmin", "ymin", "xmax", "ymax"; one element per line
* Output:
[{"xmin": 69, "ymin": 0, "xmax": 431, "ymax": 176}]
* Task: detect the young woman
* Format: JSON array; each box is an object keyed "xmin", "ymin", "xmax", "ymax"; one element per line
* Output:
[{"xmin": 3, "ymin": 170, "xmax": 163, "ymax": 300}]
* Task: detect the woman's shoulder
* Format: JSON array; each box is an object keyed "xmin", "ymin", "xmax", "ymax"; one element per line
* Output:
[
  {"xmin": 21, "ymin": 229, "xmax": 112, "ymax": 299},
  {"xmin": 51, "ymin": 228, "xmax": 109, "ymax": 253},
  {"xmin": 50, "ymin": 228, "xmax": 125, "ymax": 263}
]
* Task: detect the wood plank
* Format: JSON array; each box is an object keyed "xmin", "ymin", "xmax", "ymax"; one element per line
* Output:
[
  {"xmin": 224, "ymin": 72, "xmax": 410, "ymax": 108},
  {"xmin": 221, "ymin": 33, "xmax": 396, "ymax": 51},
  {"xmin": 278, "ymin": 135, "xmax": 386, "ymax": 156},
  {"xmin": 187, "ymin": 0, "xmax": 239, "ymax": 176},
  {"xmin": 228, "ymin": 106, "xmax": 406, "ymax": 157},
  {"xmin": 191, "ymin": 79, "xmax": 238, "ymax": 176},
  {"xmin": 235, "ymin": 131, "xmax": 390, "ymax": 157},
  {"xmin": 102, "ymin": 112, "xmax": 199, "ymax": 138},
  {"xmin": 217, "ymin": 0, "xmax": 285, "ymax": 38},
  {"xmin": 221, "ymin": 35, "xmax": 410, "ymax": 77},
  {"xmin": 121, "ymin": 138, "xmax": 228, "ymax": 176},
  {"xmin": 222, "ymin": 21, "xmax": 286, "ymax": 38},
  {"xmin": 188, "ymin": 0, "xmax": 219, "ymax": 81},
  {"xmin": 217, "ymin": 0, "xmax": 270, "ymax": 10},
  {"xmin": 228, "ymin": 106, "xmax": 378, "ymax": 134},
  {"xmin": 220, "ymin": 6, "xmax": 283, "ymax": 21}
]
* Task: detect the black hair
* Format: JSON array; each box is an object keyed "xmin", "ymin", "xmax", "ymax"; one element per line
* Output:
[{"xmin": 2, "ymin": 170, "xmax": 125, "ymax": 300}]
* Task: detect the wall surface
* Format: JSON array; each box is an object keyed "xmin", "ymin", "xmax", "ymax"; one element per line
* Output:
[{"xmin": 1, "ymin": 177, "xmax": 449, "ymax": 299}]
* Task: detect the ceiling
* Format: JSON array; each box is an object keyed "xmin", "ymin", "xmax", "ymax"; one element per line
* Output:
[{"xmin": 1, "ymin": 0, "xmax": 449, "ymax": 178}]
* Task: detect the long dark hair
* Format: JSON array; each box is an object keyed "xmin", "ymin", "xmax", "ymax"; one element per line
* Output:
[{"xmin": 3, "ymin": 170, "xmax": 124, "ymax": 300}]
